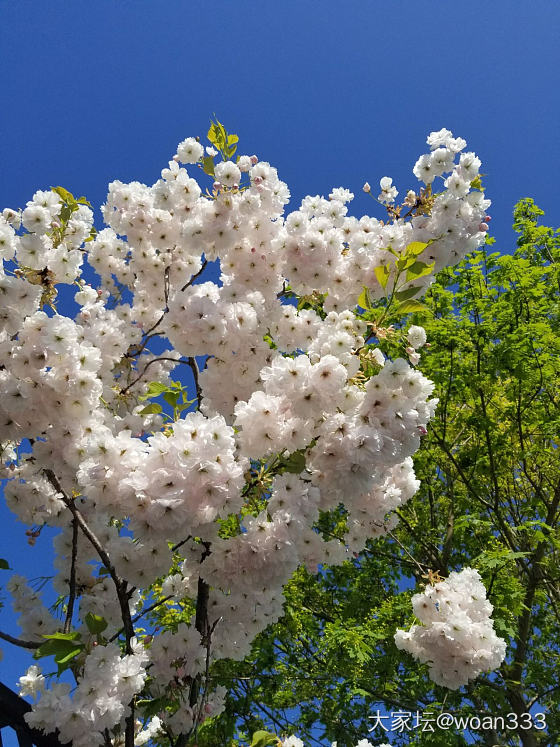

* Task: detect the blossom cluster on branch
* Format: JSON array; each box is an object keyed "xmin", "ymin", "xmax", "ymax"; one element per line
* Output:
[
  {"xmin": 0, "ymin": 123, "xmax": 504, "ymax": 746},
  {"xmin": 394, "ymin": 567, "xmax": 507, "ymax": 690}
]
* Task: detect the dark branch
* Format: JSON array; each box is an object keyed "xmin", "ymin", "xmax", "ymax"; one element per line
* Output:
[
  {"xmin": 0, "ymin": 681, "xmax": 69, "ymax": 746},
  {"xmin": 63, "ymin": 516, "xmax": 79, "ymax": 634}
]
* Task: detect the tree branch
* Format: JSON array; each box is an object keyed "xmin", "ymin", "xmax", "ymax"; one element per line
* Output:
[
  {"xmin": 0, "ymin": 630, "xmax": 41, "ymax": 650},
  {"xmin": 0, "ymin": 681, "xmax": 69, "ymax": 746},
  {"xmin": 43, "ymin": 469, "xmax": 136, "ymax": 747},
  {"xmin": 63, "ymin": 515, "xmax": 79, "ymax": 634}
]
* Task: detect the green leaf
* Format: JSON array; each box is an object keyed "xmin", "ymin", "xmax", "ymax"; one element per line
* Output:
[
  {"xmin": 41, "ymin": 631, "xmax": 82, "ymax": 641},
  {"xmin": 51, "ymin": 186, "xmax": 75, "ymax": 203},
  {"xmin": 202, "ymin": 155, "xmax": 215, "ymax": 176},
  {"xmin": 137, "ymin": 696, "xmax": 170, "ymax": 720},
  {"xmin": 76, "ymin": 196, "xmax": 92, "ymax": 206},
  {"xmin": 207, "ymin": 119, "xmax": 227, "ymax": 151},
  {"xmin": 163, "ymin": 391, "xmax": 180, "ymax": 409},
  {"xmin": 374, "ymin": 264, "xmax": 391, "ymax": 290},
  {"xmin": 395, "ymin": 286, "xmax": 421, "ymax": 302},
  {"xmin": 55, "ymin": 646, "xmax": 83, "ymax": 666},
  {"xmin": 394, "ymin": 300, "xmax": 429, "ymax": 315},
  {"xmin": 138, "ymin": 381, "xmax": 170, "ymax": 401},
  {"xmin": 35, "ymin": 634, "xmax": 85, "ymax": 673},
  {"xmin": 405, "ymin": 241, "xmax": 428, "ymax": 256},
  {"xmin": 470, "ymin": 175, "xmax": 483, "ymax": 190},
  {"xmin": 405, "ymin": 260, "xmax": 435, "ymax": 282},
  {"xmin": 250, "ymin": 731, "xmax": 279, "ymax": 747},
  {"xmin": 0, "ymin": 558, "xmax": 10, "ymax": 570},
  {"xmin": 85, "ymin": 613, "xmax": 108, "ymax": 635},
  {"xmin": 352, "ymin": 687, "xmax": 372, "ymax": 698},
  {"xmin": 283, "ymin": 451, "xmax": 306, "ymax": 474},
  {"xmin": 357, "ymin": 287, "xmax": 372, "ymax": 310},
  {"xmin": 138, "ymin": 403, "xmax": 163, "ymax": 415}
]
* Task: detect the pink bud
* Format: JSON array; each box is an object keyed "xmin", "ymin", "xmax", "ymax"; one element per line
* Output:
[
  {"xmin": 213, "ymin": 181, "xmax": 221, "ymax": 191},
  {"xmin": 251, "ymin": 247, "xmax": 256, "ymax": 253},
  {"xmin": 253, "ymin": 176, "xmax": 263, "ymax": 185},
  {"xmin": 479, "ymin": 222, "xmax": 488, "ymax": 232},
  {"xmin": 250, "ymin": 155, "xmax": 258, "ymax": 165},
  {"xmin": 363, "ymin": 182, "xmax": 371, "ymax": 193},
  {"xmin": 484, "ymin": 215, "xmax": 492, "ymax": 221},
  {"xmin": 417, "ymin": 426, "xmax": 428, "ymax": 436}
]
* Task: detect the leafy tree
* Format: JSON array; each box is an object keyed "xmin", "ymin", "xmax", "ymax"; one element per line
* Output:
[{"xmin": 194, "ymin": 199, "xmax": 560, "ymax": 747}]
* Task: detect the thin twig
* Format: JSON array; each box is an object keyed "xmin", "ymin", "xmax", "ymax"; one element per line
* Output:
[
  {"xmin": 180, "ymin": 258, "xmax": 208, "ymax": 293},
  {"xmin": 120, "ymin": 356, "xmax": 189, "ymax": 396},
  {"xmin": 187, "ymin": 357, "xmax": 201, "ymax": 402},
  {"xmin": 387, "ymin": 529, "xmax": 431, "ymax": 576},
  {"xmin": 171, "ymin": 535, "xmax": 192, "ymax": 553},
  {"xmin": 0, "ymin": 629, "xmax": 41, "ymax": 650},
  {"xmin": 109, "ymin": 594, "xmax": 175, "ymax": 643},
  {"xmin": 64, "ymin": 515, "xmax": 79, "ymax": 634}
]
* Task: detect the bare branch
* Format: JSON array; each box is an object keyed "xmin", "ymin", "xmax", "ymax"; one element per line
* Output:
[
  {"xmin": 63, "ymin": 515, "xmax": 79, "ymax": 634},
  {"xmin": 180, "ymin": 258, "xmax": 208, "ymax": 293},
  {"xmin": 0, "ymin": 630, "xmax": 41, "ymax": 650}
]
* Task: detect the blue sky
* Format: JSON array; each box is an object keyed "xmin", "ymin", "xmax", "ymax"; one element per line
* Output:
[{"xmin": 1, "ymin": 1, "xmax": 559, "ymax": 744}]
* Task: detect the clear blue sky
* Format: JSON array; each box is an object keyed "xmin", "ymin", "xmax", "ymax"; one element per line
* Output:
[{"xmin": 0, "ymin": 1, "xmax": 559, "ymax": 744}]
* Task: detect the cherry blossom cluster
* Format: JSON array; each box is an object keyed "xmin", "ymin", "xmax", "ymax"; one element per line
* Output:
[
  {"xmin": 0, "ymin": 126, "xmax": 498, "ymax": 744},
  {"xmin": 394, "ymin": 568, "xmax": 507, "ymax": 689}
]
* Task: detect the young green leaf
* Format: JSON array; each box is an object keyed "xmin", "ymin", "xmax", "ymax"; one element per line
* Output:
[
  {"xmin": 357, "ymin": 287, "xmax": 372, "ymax": 310},
  {"xmin": 470, "ymin": 175, "xmax": 483, "ymax": 191},
  {"xmin": 405, "ymin": 260, "xmax": 435, "ymax": 283},
  {"xmin": 163, "ymin": 391, "xmax": 180, "ymax": 409},
  {"xmin": 51, "ymin": 186, "xmax": 75, "ymax": 203},
  {"xmin": 394, "ymin": 299, "xmax": 429, "ymax": 315},
  {"xmin": 85, "ymin": 612, "xmax": 108, "ymax": 635},
  {"xmin": 138, "ymin": 403, "xmax": 163, "ymax": 415},
  {"xmin": 405, "ymin": 241, "xmax": 428, "ymax": 256},
  {"xmin": 395, "ymin": 286, "xmax": 421, "ymax": 302},
  {"xmin": 138, "ymin": 382, "xmax": 170, "ymax": 401},
  {"xmin": 250, "ymin": 731, "xmax": 279, "ymax": 747},
  {"xmin": 202, "ymin": 155, "xmax": 215, "ymax": 176},
  {"xmin": 282, "ymin": 451, "xmax": 306, "ymax": 474},
  {"xmin": 374, "ymin": 264, "xmax": 391, "ymax": 290}
]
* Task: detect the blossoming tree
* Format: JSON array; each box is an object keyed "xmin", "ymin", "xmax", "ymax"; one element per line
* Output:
[{"xmin": 0, "ymin": 123, "xmax": 505, "ymax": 746}]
